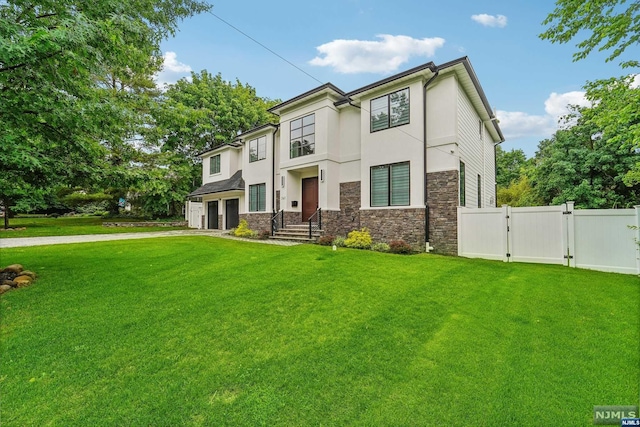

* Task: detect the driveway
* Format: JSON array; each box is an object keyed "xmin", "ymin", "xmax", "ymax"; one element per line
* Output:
[{"xmin": 0, "ymin": 230, "xmax": 300, "ymax": 248}]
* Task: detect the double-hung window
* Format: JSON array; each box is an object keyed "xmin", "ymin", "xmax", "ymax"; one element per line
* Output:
[
  {"xmin": 249, "ymin": 183, "xmax": 266, "ymax": 212},
  {"xmin": 249, "ymin": 136, "xmax": 267, "ymax": 163},
  {"xmin": 370, "ymin": 88, "xmax": 410, "ymax": 132},
  {"xmin": 209, "ymin": 154, "xmax": 220, "ymax": 175},
  {"xmin": 290, "ymin": 114, "xmax": 315, "ymax": 158},
  {"xmin": 370, "ymin": 162, "xmax": 410, "ymax": 207}
]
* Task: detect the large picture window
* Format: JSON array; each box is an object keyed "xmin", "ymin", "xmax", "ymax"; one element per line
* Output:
[
  {"xmin": 370, "ymin": 162, "xmax": 410, "ymax": 207},
  {"xmin": 290, "ymin": 114, "xmax": 315, "ymax": 158},
  {"xmin": 249, "ymin": 136, "xmax": 267, "ymax": 163},
  {"xmin": 209, "ymin": 154, "xmax": 220, "ymax": 175},
  {"xmin": 370, "ymin": 88, "xmax": 410, "ymax": 132},
  {"xmin": 249, "ymin": 183, "xmax": 266, "ymax": 212}
]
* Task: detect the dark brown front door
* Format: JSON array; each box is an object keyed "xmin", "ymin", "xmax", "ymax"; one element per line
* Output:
[{"xmin": 301, "ymin": 177, "xmax": 318, "ymax": 222}]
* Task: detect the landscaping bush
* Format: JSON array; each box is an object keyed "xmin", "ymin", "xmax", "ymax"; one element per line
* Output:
[
  {"xmin": 233, "ymin": 219, "xmax": 255, "ymax": 238},
  {"xmin": 344, "ymin": 228, "xmax": 372, "ymax": 250},
  {"xmin": 389, "ymin": 240, "xmax": 413, "ymax": 254},
  {"xmin": 371, "ymin": 242, "xmax": 391, "ymax": 252},
  {"xmin": 317, "ymin": 235, "xmax": 335, "ymax": 246},
  {"xmin": 332, "ymin": 236, "xmax": 346, "ymax": 247}
]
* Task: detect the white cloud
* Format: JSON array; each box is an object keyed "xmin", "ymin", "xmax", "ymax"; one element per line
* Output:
[
  {"xmin": 471, "ymin": 14, "xmax": 507, "ymax": 28},
  {"xmin": 155, "ymin": 51, "xmax": 192, "ymax": 88},
  {"xmin": 497, "ymin": 90, "xmax": 590, "ymax": 141},
  {"xmin": 309, "ymin": 34, "xmax": 445, "ymax": 74},
  {"xmin": 631, "ymin": 74, "xmax": 640, "ymax": 88}
]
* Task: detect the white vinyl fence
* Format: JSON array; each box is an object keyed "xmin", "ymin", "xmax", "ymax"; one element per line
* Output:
[
  {"xmin": 185, "ymin": 201, "xmax": 203, "ymax": 229},
  {"xmin": 458, "ymin": 202, "xmax": 640, "ymax": 275}
]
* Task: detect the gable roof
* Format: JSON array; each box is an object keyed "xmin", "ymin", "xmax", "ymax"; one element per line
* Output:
[
  {"xmin": 187, "ymin": 170, "xmax": 244, "ymax": 198},
  {"xmin": 268, "ymin": 83, "xmax": 345, "ymax": 115}
]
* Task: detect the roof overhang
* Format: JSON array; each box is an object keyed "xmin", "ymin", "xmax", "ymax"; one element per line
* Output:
[
  {"xmin": 268, "ymin": 83, "xmax": 345, "ymax": 116},
  {"xmin": 187, "ymin": 170, "xmax": 245, "ymax": 198},
  {"xmin": 196, "ymin": 141, "xmax": 242, "ymax": 158},
  {"xmin": 236, "ymin": 123, "xmax": 279, "ymax": 141}
]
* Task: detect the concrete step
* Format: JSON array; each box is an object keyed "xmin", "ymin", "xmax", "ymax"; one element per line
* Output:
[{"xmin": 268, "ymin": 235, "xmax": 316, "ymax": 243}]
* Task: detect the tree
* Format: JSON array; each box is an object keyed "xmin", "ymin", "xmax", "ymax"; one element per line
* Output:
[
  {"xmin": 0, "ymin": 0, "xmax": 211, "ymax": 227},
  {"xmin": 495, "ymin": 146, "xmax": 530, "ymax": 188},
  {"xmin": 497, "ymin": 176, "xmax": 543, "ymax": 207},
  {"xmin": 148, "ymin": 71, "xmax": 280, "ymax": 160},
  {"xmin": 531, "ymin": 106, "xmax": 640, "ymax": 208},
  {"xmin": 540, "ymin": 0, "xmax": 640, "ymax": 68}
]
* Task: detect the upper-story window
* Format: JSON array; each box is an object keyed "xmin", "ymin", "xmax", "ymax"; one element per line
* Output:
[
  {"xmin": 290, "ymin": 113, "xmax": 315, "ymax": 158},
  {"xmin": 371, "ymin": 88, "xmax": 410, "ymax": 132},
  {"xmin": 209, "ymin": 154, "xmax": 220, "ymax": 175},
  {"xmin": 249, "ymin": 136, "xmax": 267, "ymax": 163}
]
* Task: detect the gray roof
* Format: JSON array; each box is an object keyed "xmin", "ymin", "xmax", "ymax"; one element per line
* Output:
[{"xmin": 187, "ymin": 170, "xmax": 244, "ymax": 197}]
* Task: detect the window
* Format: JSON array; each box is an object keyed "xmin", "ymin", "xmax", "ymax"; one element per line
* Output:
[
  {"xmin": 209, "ymin": 154, "xmax": 220, "ymax": 175},
  {"xmin": 290, "ymin": 114, "xmax": 315, "ymax": 158},
  {"xmin": 371, "ymin": 162, "xmax": 410, "ymax": 207},
  {"xmin": 249, "ymin": 183, "xmax": 266, "ymax": 212},
  {"xmin": 477, "ymin": 174, "xmax": 482, "ymax": 208},
  {"xmin": 249, "ymin": 136, "xmax": 267, "ymax": 163},
  {"xmin": 459, "ymin": 161, "xmax": 466, "ymax": 206},
  {"xmin": 371, "ymin": 88, "xmax": 410, "ymax": 132}
]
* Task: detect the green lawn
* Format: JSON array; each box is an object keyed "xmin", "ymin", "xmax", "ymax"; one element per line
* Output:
[
  {"xmin": 0, "ymin": 215, "xmax": 188, "ymax": 238},
  {"xmin": 1, "ymin": 238, "xmax": 638, "ymax": 426}
]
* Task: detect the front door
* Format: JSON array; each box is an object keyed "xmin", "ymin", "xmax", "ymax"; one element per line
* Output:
[
  {"xmin": 301, "ymin": 177, "xmax": 318, "ymax": 222},
  {"xmin": 225, "ymin": 198, "xmax": 239, "ymax": 229},
  {"xmin": 207, "ymin": 201, "xmax": 219, "ymax": 229}
]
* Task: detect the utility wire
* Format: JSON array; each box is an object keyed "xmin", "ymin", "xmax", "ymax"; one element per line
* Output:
[{"xmin": 209, "ymin": 11, "xmax": 482, "ymax": 159}]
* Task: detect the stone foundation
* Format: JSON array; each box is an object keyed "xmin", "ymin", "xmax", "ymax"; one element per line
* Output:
[
  {"xmin": 427, "ymin": 170, "xmax": 458, "ymax": 255},
  {"xmin": 360, "ymin": 208, "xmax": 426, "ymax": 250},
  {"xmin": 240, "ymin": 213, "xmax": 272, "ymax": 233}
]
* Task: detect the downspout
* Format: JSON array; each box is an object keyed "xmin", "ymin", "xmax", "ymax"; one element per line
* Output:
[
  {"xmin": 423, "ymin": 65, "xmax": 439, "ymax": 252},
  {"xmin": 271, "ymin": 126, "xmax": 279, "ymax": 212}
]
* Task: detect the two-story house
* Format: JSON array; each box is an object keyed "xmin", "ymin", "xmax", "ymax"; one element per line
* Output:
[{"xmin": 186, "ymin": 56, "xmax": 504, "ymax": 255}]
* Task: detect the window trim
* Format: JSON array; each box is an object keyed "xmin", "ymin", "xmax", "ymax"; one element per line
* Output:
[
  {"xmin": 249, "ymin": 136, "xmax": 267, "ymax": 163},
  {"xmin": 290, "ymin": 113, "xmax": 315, "ymax": 159},
  {"xmin": 370, "ymin": 87, "xmax": 410, "ymax": 133},
  {"xmin": 370, "ymin": 161, "xmax": 410, "ymax": 207},
  {"xmin": 477, "ymin": 174, "xmax": 482, "ymax": 208},
  {"xmin": 249, "ymin": 183, "xmax": 266, "ymax": 212},
  {"xmin": 209, "ymin": 154, "xmax": 221, "ymax": 175}
]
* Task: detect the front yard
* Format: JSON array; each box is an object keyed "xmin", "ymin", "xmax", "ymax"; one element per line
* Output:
[{"xmin": 1, "ymin": 237, "xmax": 637, "ymax": 426}]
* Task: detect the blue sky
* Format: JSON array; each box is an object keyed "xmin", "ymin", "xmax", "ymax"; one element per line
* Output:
[{"xmin": 157, "ymin": 0, "xmax": 637, "ymax": 158}]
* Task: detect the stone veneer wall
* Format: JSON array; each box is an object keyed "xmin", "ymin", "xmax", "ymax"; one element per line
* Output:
[
  {"xmin": 240, "ymin": 213, "xmax": 272, "ymax": 233},
  {"xmin": 360, "ymin": 208, "xmax": 426, "ymax": 250},
  {"xmin": 321, "ymin": 182, "xmax": 362, "ymax": 238},
  {"xmin": 427, "ymin": 170, "xmax": 459, "ymax": 255}
]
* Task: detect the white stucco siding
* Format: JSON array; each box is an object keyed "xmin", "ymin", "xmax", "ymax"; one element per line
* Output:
[
  {"xmin": 243, "ymin": 131, "xmax": 274, "ymax": 213},
  {"xmin": 457, "ymin": 84, "xmax": 495, "ymax": 208},
  {"xmin": 426, "ymin": 75, "xmax": 458, "ymax": 173},
  {"xmin": 359, "ymin": 79, "xmax": 425, "ymax": 209},
  {"xmin": 279, "ymin": 98, "xmax": 337, "ymax": 170},
  {"xmin": 337, "ymin": 107, "xmax": 361, "ymax": 165},
  {"xmin": 202, "ymin": 147, "xmax": 241, "ymax": 185}
]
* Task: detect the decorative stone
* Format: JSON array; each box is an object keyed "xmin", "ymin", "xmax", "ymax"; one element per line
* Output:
[
  {"xmin": 2, "ymin": 264, "xmax": 23, "ymax": 274},
  {"xmin": 13, "ymin": 276, "xmax": 33, "ymax": 287},
  {"xmin": 0, "ymin": 284, "xmax": 12, "ymax": 294},
  {"xmin": 19, "ymin": 270, "xmax": 37, "ymax": 279}
]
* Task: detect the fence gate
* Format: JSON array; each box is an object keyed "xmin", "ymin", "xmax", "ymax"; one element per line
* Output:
[{"xmin": 458, "ymin": 202, "xmax": 640, "ymax": 275}]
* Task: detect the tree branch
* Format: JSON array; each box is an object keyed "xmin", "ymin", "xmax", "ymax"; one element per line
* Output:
[{"xmin": 0, "ymin": 50, "xmax": 62, "ymax": 73}]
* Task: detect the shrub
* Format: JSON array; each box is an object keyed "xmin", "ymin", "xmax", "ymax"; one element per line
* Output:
[
  {"xmin": 389, "ymin": 240, "xmax": 413, "ymax": 254},
  {"xmin": 371, "ymin": 242, "xmax": 390, "ymax": 252},
  {"xmin": 332, "ymin": 236, "xmax": 346, "ymax": 247},
  {"xmin": 344, "ymin": 227, "xmax": 372, "ymax": 250},
  {"xmin": 317, "ymin": 235, "xmax": 335, "ymax": 246},
  {"xmin": 233, "ymin": 219, "xmax": 255, "ymax": 238}
]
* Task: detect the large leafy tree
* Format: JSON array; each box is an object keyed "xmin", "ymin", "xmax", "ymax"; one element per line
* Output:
[
  {"xmin": 148, "ymin": 71, "xmax": 280, "ymax": 160},
  {"xmin": 531, "ymin": 106, "xmax": 640, "ymax": 208},
  {"xmin": 540, "ymin": 0, "xmax": 640, "ymax": 68},
  {"xmin": 0, "ymin": 0, "xmax": 211, "ymax": 227},
  {"xmin": 495, "ymin": 146, "xmax": 529, "ymax": 188}
]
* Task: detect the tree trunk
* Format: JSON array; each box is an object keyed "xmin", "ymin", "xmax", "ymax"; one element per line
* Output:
[{"xmin": 2, "ymin": 198, "xmax": 10, "ymax": 229}]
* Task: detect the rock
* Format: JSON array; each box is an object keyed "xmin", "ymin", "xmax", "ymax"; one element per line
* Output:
[
  {"xmin": 19, "ymin": 270, "xmax": 37, "ymax": 279},
  {"xmin": 13, "ymin": 276, "xmax": 33, "ymax": 287},
  {"xmin": 0, "ymin": 284, "xmax": 12, "ymax": 294},
  {"xmin": 2, "ymin": 264, "xmax": 23, "ymax": 274},
  {"xmin": 4, "ymin": 280, "xmax": 17, "ymax": 288}
]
